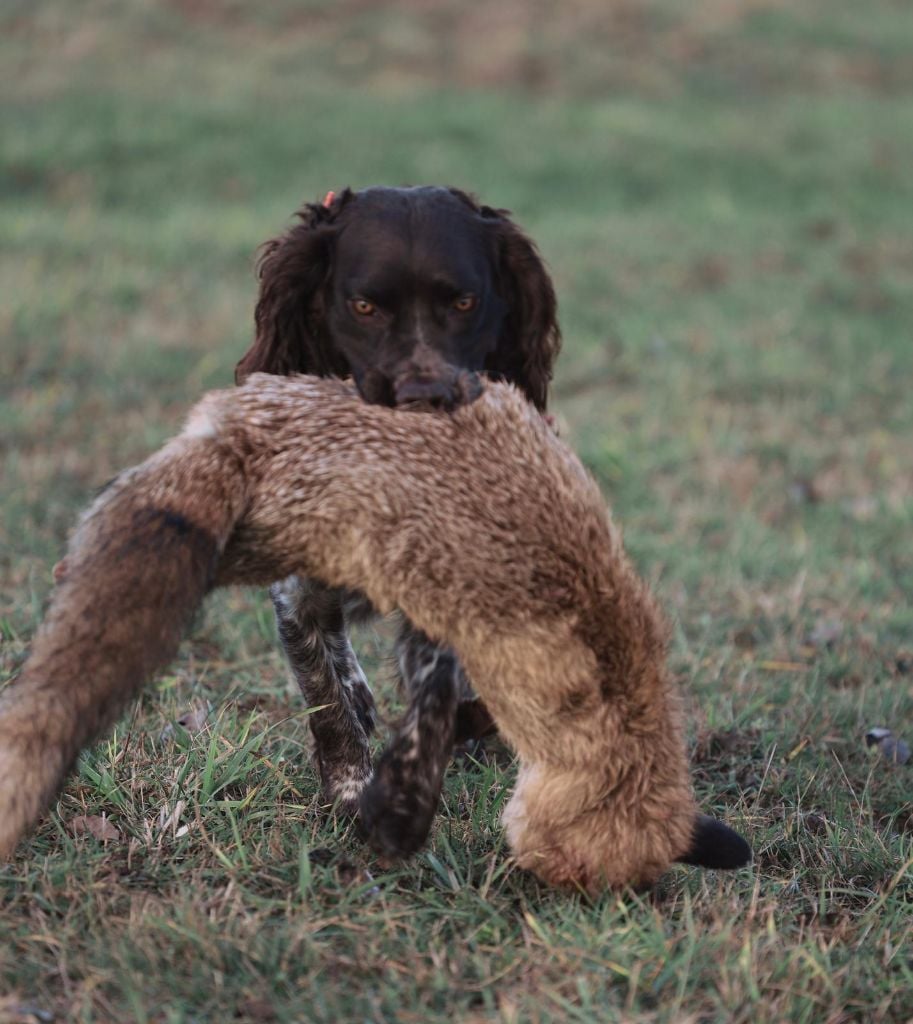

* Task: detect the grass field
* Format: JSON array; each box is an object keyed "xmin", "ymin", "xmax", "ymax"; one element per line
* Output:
[{"xmin": 2, "ymin": 2, "xmax": 913, "ymax": 1021}]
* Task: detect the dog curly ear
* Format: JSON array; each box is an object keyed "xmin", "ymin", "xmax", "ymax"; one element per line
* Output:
[
  {"xmin": 677, "ymin": 814, "xmax": 752, "ymax": 870},
  {"xmin": 446, "ymin": 189, "xmax": 560, "ymax": 411},
  {"xmin": 235, "ymin": 191, "xmax": 355, "ymax": 384},
  {"xmin": 483, "ymin": 208, "xmax": 561, "ymax": 411}
]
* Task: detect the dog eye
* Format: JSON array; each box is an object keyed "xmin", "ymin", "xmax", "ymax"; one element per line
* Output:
[
  {"xmin": 351, "ymin": 298, "xmax": 376, "ymax": 317},
  {"xmin": 453, "ymin": 294, "xmax": 476, "ymax": 312}
]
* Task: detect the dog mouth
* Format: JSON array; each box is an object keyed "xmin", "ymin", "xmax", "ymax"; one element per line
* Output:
[
  {"xmin": 356, "ymin": 368, "xmax": 484, "ymax": 410},
  {"xmin": 394, "ymin": 371, "xmax": 484, "ymax": 410}
]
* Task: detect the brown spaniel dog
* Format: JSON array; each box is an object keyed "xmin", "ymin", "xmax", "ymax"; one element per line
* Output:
[{"xmin": 235, "ymin": 186, "xmax": 560, "ymax": 858}]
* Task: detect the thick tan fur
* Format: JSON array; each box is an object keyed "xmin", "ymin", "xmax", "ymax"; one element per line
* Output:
[{"xmin": 1, "ymin": 375, "xmax": 711, "ymax": 891}]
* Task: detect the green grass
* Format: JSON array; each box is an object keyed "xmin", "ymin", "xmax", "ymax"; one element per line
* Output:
[{"xmin": 2, "ymin": 2, "xmax": 913, "ymax": 1020}]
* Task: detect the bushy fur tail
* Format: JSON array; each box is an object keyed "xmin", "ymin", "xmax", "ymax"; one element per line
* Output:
[{"xmin": 0, "ymin": 421, "xmax": 248, "ymax": 857}]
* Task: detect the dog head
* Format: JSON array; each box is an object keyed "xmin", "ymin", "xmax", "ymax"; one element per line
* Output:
[{"xmin": 235, "ymin": 186, "xmax": 561, "ymax": 410}]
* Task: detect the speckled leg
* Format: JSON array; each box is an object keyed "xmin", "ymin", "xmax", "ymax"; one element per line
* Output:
[
  {"xmin": 359, "ymin": 622, "xmax": 468, "ymax": 857},
  {"xmin": 271, "ymin": 576, "xmax": 377, "ymax": 813}
]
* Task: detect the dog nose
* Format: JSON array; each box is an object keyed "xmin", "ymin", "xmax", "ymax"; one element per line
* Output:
[{"xmin": 393, "ymin": 377, "xmax": 456, "ymax": 408}]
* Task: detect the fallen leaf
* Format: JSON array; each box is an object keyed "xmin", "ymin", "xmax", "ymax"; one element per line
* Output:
[
  {"xmin": 157, "ymin": 798, "xmax": 187, "ymax": 839},
  {"xmin": 808, "ymin": 617, "xmax": 844, "ymax": 649},
  {"xmin": 685, "ymin": 254, "xmax": 729, "ymax": 291},
  {"xmin": 159, "ymin": 700, "xmax": 212, "ymax": 741},
  {"xmin": 238, "ymin": 997, "xmax": 276, "ymax": 1022},
  {"xmin": 0, "ymin": 999, "xmax": 55, "ymax": 1023},
  {"xmin": 732, "ymin": 626, "xmax": 758, "ymax": 650},
  {"xmin": 843, "ymin": 495, "xmax": 878, "ymax": 521},
  {"xmin": 178, "ymin": 702, "xmax": 211, "ymax": 730},
  {"xmin": 70, "ymin": 814, "xmax": 121, "ymax": 842},
  {"xmin": 307, "ymin": 847, "xmax": 380, "ymax": 892},
  {"xmin": 785, "ymin": 737, "xmax": 810, "ymax": 761},
  {"xmin": 802, "ymin": 812, "xmax": 828, "ymax": 834},
  {"xmin": 865, "ymin": 727, "xmax": 911, "ymax": 766},
  {"xmin": 788, "ymin": 478, "xmax": 819, "ymax": 505}
]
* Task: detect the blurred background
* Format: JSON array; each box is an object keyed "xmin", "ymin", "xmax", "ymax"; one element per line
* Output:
[
  {"xmin": 4, "ymin": 1, "xmax": 913, "ymax": 590},
  {"xmin": 3, "ymin": 1, "xmax": 913, "ymax": 604},
  {"xmin": 2, "ymin": 3, "xmax": 913, "ymax": 1019}
]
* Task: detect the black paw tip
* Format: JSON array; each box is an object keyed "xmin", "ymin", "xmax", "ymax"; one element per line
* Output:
[{"xmin": 677, "ymin": 814, "xmax": 752, "ymax": 870}]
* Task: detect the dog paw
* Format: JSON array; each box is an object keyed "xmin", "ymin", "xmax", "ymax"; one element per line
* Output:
[
  {"xmin": 320, "ymin": 761, "xmax": 372, "ymax": 818},
  {"xmin": 357, "ymin": 765, "xmax": 438, "ymax": 860}
]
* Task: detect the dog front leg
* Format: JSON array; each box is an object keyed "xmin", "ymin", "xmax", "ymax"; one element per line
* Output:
[
  {"xmin": 358, "ymin": 622, "xmax": 464, "ymax": 858},
  {"xmin": 271, "ymin": 577, "xmax": 376, "ymax": 814}
]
